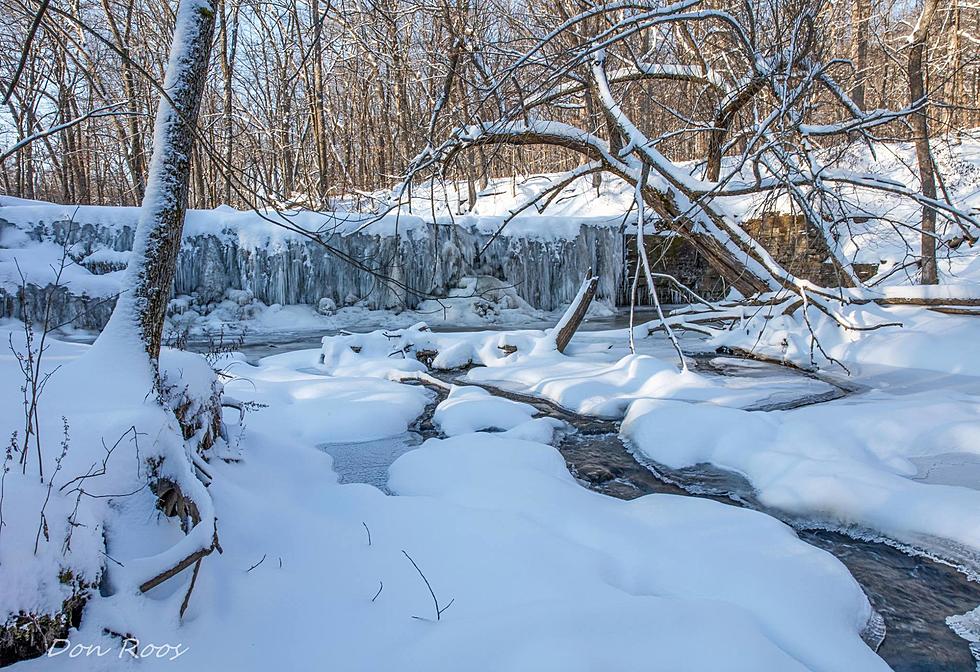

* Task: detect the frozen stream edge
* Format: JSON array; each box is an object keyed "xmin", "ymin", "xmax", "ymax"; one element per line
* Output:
[{"xmin": 439, "ymin": 369, "xmax": 980, "ymax": 671}]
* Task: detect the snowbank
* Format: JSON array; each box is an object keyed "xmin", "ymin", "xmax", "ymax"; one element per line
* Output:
[
  {"xmin": 433, "ymin": 385, "xmax": 538, "ymax": 436},
  {"xmin": 711, "ymin": 302, "xmax": 980, "ymax": 377},
  {"xmin": 0, "ymin": 326, "xmax": 218, "ymax": 640},
  {"xmin": 315, "ymin": 322, "xmax": 980, "ymax": 580},
  {"xmin": 11, "ymin": 337, "xmax": 888, "ymax": 671},
  {"xmin": 622, "ymin": 390, "xmax": 980, "ymax": 573}
]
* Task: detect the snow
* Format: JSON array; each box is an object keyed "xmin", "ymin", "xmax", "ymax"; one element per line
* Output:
[
  {"xmin": 458, "ymin": 338, "xmax": 836, "ymax": 417},
  {"xmin": 8, "ymin": 133, "xmax": 980, "ymax": 668},
  {"xmin": 0, "ymin": 237, "xmax": 123, "ymax": 299},
  {"xmin": 226, "ymin": 350, "xmax": 430, "ymax": 443},
  {"xmin": 7, "ymin": 295, "xmax": 980, "ymax": 669},
  {"xmin": 309, "ymin": 319, "xmax": 980, "ymax": 582},
  {"xmin": 7, "ymin": 332, "xmax": 890, "ymax": 671},
  {"xmin": 622, "ymin": 390, "xmax": 980, "ymax": 569},
  {"xmin": 948, "ymin": 605, "xmax": 980, "ymax": 668},
  {"xmin": 711, "ymin": 301, "xmax": 980, "ymax": 377},
  {"xmin": 0, "ymin": 328, "xmax": 198, "ymax": 619},
  {"xmin": 433, "ymin": 385, "xmax": 538, "ymax": 436}
]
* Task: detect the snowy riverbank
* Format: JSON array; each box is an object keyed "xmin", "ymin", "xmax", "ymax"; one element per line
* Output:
[{"xmin": 4, "ymin": 324, "xmax": 888, "ymax": 671}]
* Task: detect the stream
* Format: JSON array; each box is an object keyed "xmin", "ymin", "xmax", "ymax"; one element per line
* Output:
[
  {"xmin": 213, "ymin": 331, "xmax": 980, "ymax": 671},
  {"xmin": 447, "ymin": 367, "xmax": 980, "ymax": 672}
]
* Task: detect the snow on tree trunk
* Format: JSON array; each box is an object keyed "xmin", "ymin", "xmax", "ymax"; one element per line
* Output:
[{"xmin": 98, "ymin": 0, "xmax": 218, "ymax": 361}]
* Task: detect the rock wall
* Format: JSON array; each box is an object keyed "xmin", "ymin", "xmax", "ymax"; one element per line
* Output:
[
  {"xmin": 621, "ymin": 215, "xmax": 879, "ymax": 305},
  {"xmin": 744, "ymin": 214, "xmax": 878, "ymax": 285}
]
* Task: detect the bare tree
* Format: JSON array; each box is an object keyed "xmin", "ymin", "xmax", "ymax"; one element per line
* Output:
[
  {"xmin": 851, "ymin": 0, "xmax": 871, "ymax": 110},
  {"xmin": 907, "ymin": 0, "xmax": 941, "ymax": 285},
  {"xmin": 399, "ymin": 0, "xmax": 980, "ymax": 309}
]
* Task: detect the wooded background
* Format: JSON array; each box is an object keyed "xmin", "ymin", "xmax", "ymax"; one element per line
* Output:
[{"xmin": 1, "ymin": 0, "xmax": 978, "ymax": 211}]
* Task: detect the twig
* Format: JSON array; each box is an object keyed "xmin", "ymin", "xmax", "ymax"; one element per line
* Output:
[
  {"xmin": 100, "ymin": 550, "xmax": 126, "ymax": 568},
  {"xmin": 2, "ymin": 0, "xmax": 52, "ymax": 105},
  {"xmin": 246, "ymin": 554, "xmax": 267, "ymax": 573},
  {"xmin": 402, "ymin": 549, "xmax": 454, "ymax": 621},
  {"xmin": 179, "ymin": 558, "xmax": 203, "ymax": 618}
]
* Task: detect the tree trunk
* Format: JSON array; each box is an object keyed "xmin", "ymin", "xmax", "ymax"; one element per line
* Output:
[
  {"xmin": 99, "ymin": 0, "xmax": 217, "ymax": 361},
  {"xmin": 218, "ymin": 0, "xmax": 239, "ymax": 205},
  {"xmin": 851, "ymin": 0, "xmax": 870, "ymax": 110},
  {"xmin": 309, "ymin": 0, "xmax": 330, "ymax": 206},
  {"xmin": 908, "ymin": 0, "xmax": 940, "ymax": 285}
]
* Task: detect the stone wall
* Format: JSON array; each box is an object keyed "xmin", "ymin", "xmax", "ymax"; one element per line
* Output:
[
  {"xmin": 620, "ymin": 214, "xmax": 878, "ymax": 305},
  {"xmin": 619, "ymin": 235, "xmax": 728, "ymax": 305},
  {"xmin": 743, "ymin": 214, "xmax": 877, "ymax": 286}
]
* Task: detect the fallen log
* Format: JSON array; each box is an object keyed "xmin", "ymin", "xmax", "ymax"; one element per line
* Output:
[
  {"xmin": 870, "ymin": 296, "xmax": 980, "ymax": 307},
  {"xmin": 927, "ymin": 306, "xmax": 980, "ymax": 316}
]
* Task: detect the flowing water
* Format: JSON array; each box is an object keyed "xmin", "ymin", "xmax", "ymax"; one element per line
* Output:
[
  {"xmin": 230, "ymin": 333, "xmax": 980, "ymax": 670},
  {"xmin": 462, "ymin": 372, "xmax": 980, "ymax": 672}
]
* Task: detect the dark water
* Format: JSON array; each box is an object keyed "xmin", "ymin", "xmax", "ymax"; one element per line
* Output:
[
  {"xmin": 209, "ymin": 328, "xmax": 980, "ymax": 670},
  {"xmin": 462, "ymin": 379, "xmax": 980, "ymax": 672},
  {"xmin": 578, "ymin": 445, "xmax": 980, "ymax": 670}
]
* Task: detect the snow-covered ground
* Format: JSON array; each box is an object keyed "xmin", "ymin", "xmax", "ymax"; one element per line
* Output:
[
  {"xmin": 394, "ymin": 316, "xmax": 980, "ymax": 575},
  {"xmin": 4, "ymin": 325, "xmax": 891, "ymax": 671},
  {"xmin": 5, "ymin": 136, "xmax": 980, "ymax": 669},
  {"xmin": 6, "ymin": 291, "xmax": 980, "ymax": 669}
]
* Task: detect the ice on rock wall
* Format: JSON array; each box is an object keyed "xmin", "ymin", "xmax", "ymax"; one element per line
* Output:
[{"xmin": 0, "ymin": 204, "xmax": 625, "ymax": 330}]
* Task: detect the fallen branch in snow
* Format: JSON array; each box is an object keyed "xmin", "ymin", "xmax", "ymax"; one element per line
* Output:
[
  {"xmin": 137, "ymin": 477, "xmax": 220, "ymax": 595},
  {"xmin": 402, "ymin": 550, "xmax": 454, "ymax": 621},
  {"xmin": 927, "ymin": 306, "xmax": 980, "ymax": 316},
  {"xmin": 138, "ymin": 542, "xmax": 216, "ymax": 595},
  {"xmin": 636, "ymin": 284, "xmax": 980, "ymax": 374},
  {"xmin": 221, "ymin": 397, "xmax": 247, "ymax": 424},
  {"xmin": 714, "ymin": 346, "xmax": 817, "ymax": 373},
  {"xmin": 246, "ymin": 554, "xmax": 267, "ymax": 573},
  {"xmin": 860, "ymin": 296, "xmax": 980, "ymax": 307},
  {"xmin": 390, "ymin": 371, "xmax": 452, "ymax": 391},
  {"xmin": 179, "ymin": 558, "xmax": 203, "ymax": 618}
]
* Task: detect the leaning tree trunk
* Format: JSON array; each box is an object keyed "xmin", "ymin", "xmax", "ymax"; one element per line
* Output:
[
  {"xmin": 908, "ymin": 0, "xmax": 940, "ymax": 285},
  {"xmin": 100, "ymin": 0, "xmax": 217, "ymax": 361},
  {"xmin": 85, "ymin": 0, "xmax": 223, "ymax": 607}
]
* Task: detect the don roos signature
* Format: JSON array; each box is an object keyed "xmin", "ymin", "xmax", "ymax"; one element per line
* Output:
[{"xmin": 47, "ymin": 638, "xmax": 189, "ymax": 661}]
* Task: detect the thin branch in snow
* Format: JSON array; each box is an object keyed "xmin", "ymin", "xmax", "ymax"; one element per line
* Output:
[
  {"xmin": 402, "ymin": 549, "xmax": 454, "ymax": 621},
  {"xmin": 246, "ymin": 554, "xmax": 267, "ymax": 573}
]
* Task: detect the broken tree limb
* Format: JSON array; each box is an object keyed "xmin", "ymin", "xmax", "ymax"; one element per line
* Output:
[
  {"xmin": 179, "ymin": 558, "xmax": 204, "ymax": 618},
  {"xmin": 137, "ymin": 477, "xmax": 219, "ymax": 595},
  {"xmin": 927, "ymin": 306, "xmax": 980, "ymax": 316},
  {"xmin": 553, "ymin": 274, "xmax": 598, "ymax": 353},
  {"xmin": 139, "ymin": 543, "xmax": 214, "ymax": 594}
]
